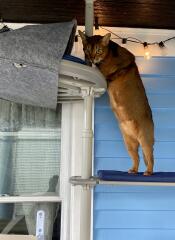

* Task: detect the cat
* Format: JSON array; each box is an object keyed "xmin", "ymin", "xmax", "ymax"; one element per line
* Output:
[{"xmin": 79, "ymin": 30, "xmax": 154, "ymax": 175}]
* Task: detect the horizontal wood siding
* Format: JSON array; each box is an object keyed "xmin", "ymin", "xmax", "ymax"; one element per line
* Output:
[{"xmin": 94, "ymin": 57, "xmax": 175, "ymax": 240}]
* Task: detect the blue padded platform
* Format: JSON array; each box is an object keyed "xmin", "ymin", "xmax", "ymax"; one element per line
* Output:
[
  {"xmin": 98, "ymin": 170, "xmax": 175, "ymax": 183},
  {"xmin": 63, "ymin": 54, "xmax": 86, "ymax": 65}
]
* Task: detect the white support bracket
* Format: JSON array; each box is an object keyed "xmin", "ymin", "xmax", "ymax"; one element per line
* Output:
[{"xmin": 70, "ymin": 176, "xmax": 98, "ymax": 189}]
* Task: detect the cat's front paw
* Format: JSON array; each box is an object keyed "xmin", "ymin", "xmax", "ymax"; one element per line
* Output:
[{"xmin": 128, "ymin": 169, "xmax": 138, "ymax": 174}]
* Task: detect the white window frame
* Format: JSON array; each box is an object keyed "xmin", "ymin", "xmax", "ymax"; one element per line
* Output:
[
  {"xmin": 0, "ymin": 195, "xmax": 61, "ymax": 203},
  {"xmin": 0, "ymin": 116, "xmax": 62, "ymax": 236}
]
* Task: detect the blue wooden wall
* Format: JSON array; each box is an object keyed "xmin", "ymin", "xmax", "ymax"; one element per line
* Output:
[{"xmin": 94, "ymin": 57, "xmax": 175, "ymax": 240}]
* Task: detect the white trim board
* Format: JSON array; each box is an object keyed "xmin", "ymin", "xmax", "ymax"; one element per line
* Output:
[
  {"xmin": 70, "ymin": 102, "xmax": 84, "ymax": 240},
  {"xmin": 60, "ymin": 103, "xmax": 73, "ymax": 240}
]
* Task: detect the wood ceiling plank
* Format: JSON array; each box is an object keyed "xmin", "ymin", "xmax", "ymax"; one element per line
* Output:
[{"xmin": 0, "ymin": 0, "xmax": 174, "ymax": 29}]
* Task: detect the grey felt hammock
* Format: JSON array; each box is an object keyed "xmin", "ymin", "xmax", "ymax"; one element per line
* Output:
[{"xmin": 0, "ymin": 20, "xmax": 76, "ymax": 109}]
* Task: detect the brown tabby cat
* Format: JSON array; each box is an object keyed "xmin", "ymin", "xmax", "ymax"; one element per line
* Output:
[{"xmin": 79, "ymin": 30, "xmax": 154, "ymax": 175}]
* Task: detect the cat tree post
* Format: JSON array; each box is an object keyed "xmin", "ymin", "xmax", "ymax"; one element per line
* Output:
[
  {"xmin": 85, "ymin": 0, "xmax": 94, "ymax": 36},
  {"xmin": 80, "ymin": 87, "xmax": 93, "ymax": 240},
  {"xmin": 80, "ymin": 1, "xmax": 94, "ymax": 240}
]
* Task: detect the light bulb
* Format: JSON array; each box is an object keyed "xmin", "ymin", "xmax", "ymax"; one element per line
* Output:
[
  {"xmin": 143, "ymin": 42, "xmax": 151, "ymax": 60},
  {"xmin": 144, "ymin": 48, "xmax": 151, "ymax": 60}
]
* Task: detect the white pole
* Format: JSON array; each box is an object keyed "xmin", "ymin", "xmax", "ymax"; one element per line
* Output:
[
  {"xmin": 80, "ymin": 88, "xmax": 94, "ymax": 240},
  {"xmin": 82, "ymin": 93, "xmax": 93, "ymax": 178},
  {"xmin": 80, "ymin": 2, "xmax": 94, "ymax": 240},
  {"xmin": 85, "ymin": 0, "xmax": 94, "ymax": 37}
]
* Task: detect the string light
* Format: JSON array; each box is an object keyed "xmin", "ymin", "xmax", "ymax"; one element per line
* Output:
[
  {"xmin": 159, "ymin": 41, "xmax": 165, "ymax": 48},
  {"xmin": 99, "ymin": 26, "xmax": 175, "ymax": 60},
  {"xmin": 74, "ymin": 35, "xmax": 79, "ymax": 53},
  {"xmin": 158, "ymin": 41, "xmax": 167, "ymax": 56},
  {"xmin": 143, "ymin": 42, "xmax": 151, "ymax": 60},
  {"xmin": 95, "ymin": 17, "xmax": 99, "ymax": 30},
  {"xmin": 122, "ymin": 38, "xmax": 127, "ymax": 44},
  {"xmin": 76, "ymin": 22, "xmax": 175, "ymax": 60}
]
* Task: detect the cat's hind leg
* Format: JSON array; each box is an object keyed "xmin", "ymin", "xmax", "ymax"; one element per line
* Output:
[
  {"xmin": 141, "ymin": 142, "xmax": 154, "ymax": 175},
  {"xmin": 139, "ymin": 128, "xmax": 154, "ymax": 176},
  {"xmin": 122, "ymin": 133, "xmax": 140, "ymax": 174}
]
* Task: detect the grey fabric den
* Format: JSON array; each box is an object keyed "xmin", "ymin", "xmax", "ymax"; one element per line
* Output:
[{"xmin": 0, "ymin": 20, "xmax": 76, "ymax": 109}]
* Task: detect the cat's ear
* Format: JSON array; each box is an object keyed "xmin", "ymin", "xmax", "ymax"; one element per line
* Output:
[
  {"xmin": 78, "ymin": 30, "xmax": 87, "ymax": 44},
  {"xmin": 101, "ymin": 33, "xmax": 111, "ymax": 46}
]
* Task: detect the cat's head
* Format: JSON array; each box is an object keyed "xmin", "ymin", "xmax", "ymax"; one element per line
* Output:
[{"xmin": 78, "ymin": 30, "xmax": 111, "ymax": 64}]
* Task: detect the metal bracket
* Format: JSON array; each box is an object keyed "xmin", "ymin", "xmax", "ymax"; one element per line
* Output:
[
  {"xmin": 70, "ymin": 176, "xmax": 99, "ymax": 188},
  {"xmin": 81, "ymin": 87, "xmax": 94, "ymax": 98}
]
